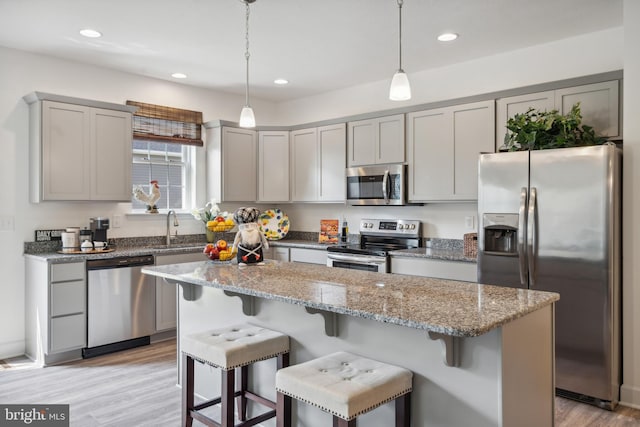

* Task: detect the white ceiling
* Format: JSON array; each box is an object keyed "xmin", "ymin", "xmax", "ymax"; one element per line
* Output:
[{"xmin": 0, "ymin": 0, "xmax": 623, "ymax": 102}]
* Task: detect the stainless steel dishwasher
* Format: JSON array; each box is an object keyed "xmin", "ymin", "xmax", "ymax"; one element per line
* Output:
[{"xmin": 83, "ymin": 255, "xmax": 155, "ymax": 358}]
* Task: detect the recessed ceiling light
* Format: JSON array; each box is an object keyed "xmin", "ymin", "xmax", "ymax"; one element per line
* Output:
[
  {"xmin": 79, "ymin": 29, "xmax": 102, "ymax": 38},
  {"xmin": 171, "ymin": 73, "xmax": 187, "ymax": 79},
  {"xmin": 274, "ymin": 78, "xmax": 289, "ymax": 85},
  {"xmin": 437, "ymin": 33, "xmax": 458, "ymax": 42}
]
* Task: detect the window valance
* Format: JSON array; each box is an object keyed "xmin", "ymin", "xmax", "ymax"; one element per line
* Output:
[{"xmin": 126, "ymin": 100, "xmax": 203, "ymax": 146}]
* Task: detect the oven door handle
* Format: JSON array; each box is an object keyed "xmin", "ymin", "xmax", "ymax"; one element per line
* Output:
[{"xmin": 328, "ymin": 253, "xmax": 387, "ymax": 265}]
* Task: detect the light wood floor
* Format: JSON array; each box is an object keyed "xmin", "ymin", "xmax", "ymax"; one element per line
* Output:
[{"xmin": 1, "ymin": 340, "xmax": 640, "ymax": 426}]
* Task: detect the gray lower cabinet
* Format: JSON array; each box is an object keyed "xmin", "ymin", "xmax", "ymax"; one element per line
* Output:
[
  {"xmin": 390, "ymin": 257, "xmax": 477, "ymax": 282},
  {"xmin": 155, "ymin": 252, "xmax": 203, "ymax": 332},
  {"xmin": 289, "ymin": 248, "xmax": 327, "ymax": 265},
  {"xmin": 25, "ymin": 259, "xmax": 86, "ymax": 365},
  {"xmin": 264, "ymin": 246, "xmax": 290, "ymax": 261}
]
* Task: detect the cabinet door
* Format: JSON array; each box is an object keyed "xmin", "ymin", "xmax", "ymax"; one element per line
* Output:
[
  {"xmin": 347, "ymin": 119, "xmax": 375, "ymax": 166},
  {"xmin": 258, "ymin": 131, "xmax": 290, "ymax": 202},
  {"xmin": 555, "ymin": 81, "xmax": 619, "ymax": 138},
  {"xmin": 41, "ymin": 101, "xmax": 92, "ymax": 200},
  {"xmin": 496, "ymin": 91, "xmax": 555, "ymax": 149},
  {"xmin": 155, "ymin": 253, "xmax": 202, "ymax": 331},
  {"xmin": 377, "ymin": 114, "xmax": 405, "ymax": 164},
  {"xmin": 222, "ymin": 127, "xmax": 257, "ymax": 201},
  {"xmin": 406, "ymin": 107, "xmax": 452, "ymax": 201},
  {"xmin": 452, "ymin": 101, "xmax": 495, "ymax": 200},
  {"xmin": 91, "ymin": 108, "xmax": 132, "ymax": 200},
  {"xmin": 291, "ymin": 128, "xmax": 319, "ymax": 201},
  {"xmin": 318, "ymin": 123, "xmax": 346, "ymax": 201}
]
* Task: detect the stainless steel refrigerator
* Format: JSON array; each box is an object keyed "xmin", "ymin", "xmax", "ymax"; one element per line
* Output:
[{"xmin": 477, "ymin": 143, "xmax": 621, "ymax": 409}]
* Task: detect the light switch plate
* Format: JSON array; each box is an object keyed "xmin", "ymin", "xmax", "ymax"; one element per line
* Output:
[
  {"xmin": 0, "ymin": 215, "xmax": 15, "ymax": 231},
  {"xmin": 112, "ymin": 215, "xmax": 122, "ymax": 228},
  {"xmin": 464, "ymin": 216, "xmax": 475, "ymax": 230}
]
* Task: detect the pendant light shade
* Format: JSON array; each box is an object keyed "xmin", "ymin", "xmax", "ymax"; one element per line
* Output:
[
  {"xmin": 239, "ymin": 106, "xmax": 256, "ymax": 128},
  {"xmin": 389, "ymin": 0, "xmax": 411, "ymax": 101},
  {"xmin": 390, "ymin": 70, "xmax": 411, "ymax": 101},
  {"xmin": 239, "ymin": 0, "xmax": 256, "ymax": 128}
]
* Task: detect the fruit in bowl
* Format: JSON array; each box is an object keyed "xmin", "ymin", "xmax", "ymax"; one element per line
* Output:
[
  {"xmin": 206, "ymin": 217, "xmax": 235, "ymax": 232},
  {"xmin": 203, "ymin": 241, "xmax": 235, "ymax": 261}
]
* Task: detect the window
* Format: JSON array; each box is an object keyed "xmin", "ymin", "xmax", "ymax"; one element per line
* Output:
[
  {"xmin": 126, "ymin": 100, "xmax": 203, "ymax": 212},
  {"xmin": 131, "ymin": 139, "xmax": 192, "ymax": 210}
]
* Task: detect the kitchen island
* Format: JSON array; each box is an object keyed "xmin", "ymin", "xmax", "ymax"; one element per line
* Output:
[{"xmin": 142, "ymin": 260, "xmax": 558, "ymax": 427}]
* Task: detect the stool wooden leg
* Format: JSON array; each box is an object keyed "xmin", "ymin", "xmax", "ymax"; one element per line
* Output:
[
  {"xmin": 333, "ymin": 416, "xmax": 356, "ymax": 427},
  {"xmin": 221, "ymin": 368, "xmax": 235, "ymax": 427},
  {"xmin": 276, "ymin": 391, "xmax": 291, "ymax": 427},
  {"xmin": 395, "ymin": 392, "xmax": 411, "ymax": 427},
  {"xmin": 237, "ymin": 365, "xmax": 248, "ymax": 421},
  {"xmin": 181, "ymin": 354, "xmax": 194, "ymax": 427},
  {"xmin": 277, "ymin": 352, "xmax": 290, "ymax": 369}
]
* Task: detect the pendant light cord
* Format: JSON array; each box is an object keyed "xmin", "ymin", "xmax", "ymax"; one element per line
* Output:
[
  {"xmin": 244, "ymin": 0, "xmax": 251, "ymax": 107},
  {"xmin": 397, "ymin": 0, "xmax": 404, "ymax": 72}
]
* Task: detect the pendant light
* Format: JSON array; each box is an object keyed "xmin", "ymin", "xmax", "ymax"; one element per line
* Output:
[
  {"xmin": 389, "ymin": 0, "xmax": 411, "ymax": 101},
  {"xmin": 239, "ymin": 0, "xmax": 256, "ymax": 128}
]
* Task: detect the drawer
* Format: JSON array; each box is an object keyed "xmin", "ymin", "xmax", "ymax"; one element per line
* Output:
[
  {"xmin": 51, "ymin": 280, "xmax": 85, "ymax": 316},
  {"xmin": 290, "ymin": 248, "xmax": 326, "ymax": 265},
  {"xmin": 51, "ymin": 262, "xmax": 85, "ymax": 282},
  {"xmin": 50, "ymin": 314, "xmax": 86, "ymax": 353},
  {"xmin": 391, "ymin": 257, "xmax": 478, "ymax": 282}
]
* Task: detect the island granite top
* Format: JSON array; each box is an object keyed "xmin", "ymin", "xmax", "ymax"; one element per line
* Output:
[{"xmin": 142, "ymin": 260, "xmax": 558, "ymax": 338}]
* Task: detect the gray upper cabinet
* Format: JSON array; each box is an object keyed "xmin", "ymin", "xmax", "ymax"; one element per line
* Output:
[
  {"xmin": 24, "ymin": 94, "xmax": 134, "ymax": 202},
  {"xmin": 407, "ymin": 100, "xmax": 495, "ymax": 202},
  {"xmin": 347, "ymin": 114, "xmax": 404, "ymax": 166},
  {"xmin": 291, "ymin": 123, "xmax": 346, "ymax": 202},
  {"xmin": 206, "ymin": 125, "xmax": 257, "ymax": 202},
  {"xmin": 496, "ymin": 80, "xmax": 620, "ymax": 148},
  {"xmin": 258, "ymin": 130, "xmax": 290, "ymax": 202}
]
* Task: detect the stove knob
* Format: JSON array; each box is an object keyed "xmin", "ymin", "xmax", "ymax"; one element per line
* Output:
[
  {"xmin": 409, "ymin": 224, "xmax": 416, "ymax": 230},
  {"xmin": 367, "ymin": 222, "xmax": 374, "ymax": 228},
  {"xmin": 398, "ymin": 224, "xmax": 405, "ymax": 230}
]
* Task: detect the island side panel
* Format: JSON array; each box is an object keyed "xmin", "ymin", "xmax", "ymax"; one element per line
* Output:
[
  {"xmin": 500, "ymin": 303, "xmax": 555, "ymax": 427},
  {"xmin": 179, "ymin": 285, "xmax": 506, "ymax": 427}
]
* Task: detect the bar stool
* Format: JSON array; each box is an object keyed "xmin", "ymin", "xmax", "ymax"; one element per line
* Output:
[
  {"xmin": 181, "ymin": 323, "xmax": 289, "ymax": 427},
  {"xmin": 275, "ymin": 351, "xmax": 412, "ymax": 427}
]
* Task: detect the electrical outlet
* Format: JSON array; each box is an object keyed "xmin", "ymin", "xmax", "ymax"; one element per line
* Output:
[
  {"xmin": 112, "ymin": 215, "xmax": 123, "ymax": 228},
  {"xmin": 0, "ymin": 215, "xmax": 15, "ymax": 231},
  {"xmin": 464, "ymin": 216, "xmax": 475, "ymax": 230}
]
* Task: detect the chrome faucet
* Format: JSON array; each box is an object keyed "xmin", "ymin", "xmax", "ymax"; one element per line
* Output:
[{"xmin": 166, "ymin": 210, "xmax": 179, "ymax": 246}]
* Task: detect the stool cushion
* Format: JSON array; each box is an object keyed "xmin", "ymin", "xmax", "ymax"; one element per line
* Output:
[
  {"xmin": 181, "ymin": 324, "xmax": 289, "ymax": 370},
  {"xmin": 275, "ymin": 351, "xmax": 412, "ymax": 421}
]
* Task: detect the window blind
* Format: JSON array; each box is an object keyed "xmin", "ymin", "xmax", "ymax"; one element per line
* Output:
[{"xmin": 126, "ymin": 100, "xmax": 203, "ymax": 147}]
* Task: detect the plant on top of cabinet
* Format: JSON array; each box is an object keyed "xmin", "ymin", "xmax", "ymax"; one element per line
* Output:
[{"xmin": 503, "ymin": 103, "xmax": 607, "ymax": 151}]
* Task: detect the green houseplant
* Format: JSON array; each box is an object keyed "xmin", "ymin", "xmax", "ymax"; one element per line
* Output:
[{"xmin": 502, "ymin": 103, "xmax": 607, "ymax": 151}]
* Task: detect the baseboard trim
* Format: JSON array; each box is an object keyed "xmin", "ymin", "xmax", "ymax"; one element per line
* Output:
[
  {"xmin": 0, "ymin": 339, "xmax": 25, "ymax": 360},
  {"xmin": 620, "ymin": 384, "xmax": 640, "ymax": 409}
]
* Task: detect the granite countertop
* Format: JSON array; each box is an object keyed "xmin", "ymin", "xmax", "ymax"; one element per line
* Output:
[
  {"xmin": 389, "ymin": 247, "xmax": 477, "ymax": 263},
  {"xmin": 23, "ymin": 238, "xmax": 332, "ymax": 263},
  {"xmin": 142, "ymin": 260, "xmax": 558, "ymax": 338}
]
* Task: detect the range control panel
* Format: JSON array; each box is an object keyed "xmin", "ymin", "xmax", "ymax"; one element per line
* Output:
[{"xmin": 359, "ymin": 219, "xmax": 421, "ymax": 237}]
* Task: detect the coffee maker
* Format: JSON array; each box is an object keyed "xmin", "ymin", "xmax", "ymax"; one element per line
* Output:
[{"xmin": 90, "ymin": 217, "xmax": 110, "ymax": 242}]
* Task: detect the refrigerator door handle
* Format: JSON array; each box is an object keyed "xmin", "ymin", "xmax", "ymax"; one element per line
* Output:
[
  {"xmin": 518, "ymin": 187, "xmax": 529, "ymax": 286},
  {"xmin": 527, "ymin": 187, "xmax": 538, "ymax": 288}
]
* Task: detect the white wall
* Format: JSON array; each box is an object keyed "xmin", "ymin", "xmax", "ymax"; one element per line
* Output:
[
  {"xmin": 276, "ymin": 28, "xmax": 623, "ymax": 124},
  {"xmin": 621, "ymin": 0, "xmax": 640, "ymax": 409}
]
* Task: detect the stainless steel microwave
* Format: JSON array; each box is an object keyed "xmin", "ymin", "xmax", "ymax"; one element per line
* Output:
[{"xmin": 346, "ymin": 164, "xmax": 406, "ymax": 206}]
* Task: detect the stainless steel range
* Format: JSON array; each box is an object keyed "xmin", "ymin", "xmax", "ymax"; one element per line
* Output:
[{"xmin": 327, "ymin": 219, "xmax": 422, "ymax": 273}]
